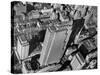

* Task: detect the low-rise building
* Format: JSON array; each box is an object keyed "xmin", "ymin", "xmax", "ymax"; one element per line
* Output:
[{"xmin": 70, "ymin": 52, "xmax": 85, "ymax": 70}]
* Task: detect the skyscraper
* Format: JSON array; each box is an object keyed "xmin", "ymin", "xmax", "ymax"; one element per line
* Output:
[
  {"xmin": 39, "ymin": 23, "xmax": 72, "ymax": 66},
  {"xmin": 17, "ymin": 34, "xmax": 29, "ymax": 60}
]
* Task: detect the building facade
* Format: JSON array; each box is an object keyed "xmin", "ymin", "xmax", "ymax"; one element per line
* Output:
[
  {"xmin": 17, "ymin": 34, "xmax": 29, "ymax": 60},
  {"xmin": 39, "ymin": 24, "xmax": 72, "ymax": 66},
  {"xmin": 70, "ymin": 52, "xmax": 85, "ymax": 70}
]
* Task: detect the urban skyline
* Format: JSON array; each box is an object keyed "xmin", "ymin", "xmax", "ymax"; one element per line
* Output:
[{"xmin": 11, "ymin": 1, "xmax": 97, "ymax": 74}]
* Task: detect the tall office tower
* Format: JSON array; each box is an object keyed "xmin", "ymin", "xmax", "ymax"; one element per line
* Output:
[
  {"xmin": 39, "ymin": 23, "xmax": 72, "ymax": 66},
  {"xmin": 17, "ymin": 34, "xmax": 29, "ymax": 60},
  {"xmin": 70, "ymin": 52, "xmax": 85, "ymax": 70}
]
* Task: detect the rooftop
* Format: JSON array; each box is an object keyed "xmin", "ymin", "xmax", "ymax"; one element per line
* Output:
[
  {"xmin": 18, "ymin": 34, "xmax": 29, "ymax": 46},
  {"xmin": 48, "ymin": 21, "xmax": 72, "ymax": 32},
  {"xmin": 49, "ymin": 24, "xmax": 69, "ymax": 32}
]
